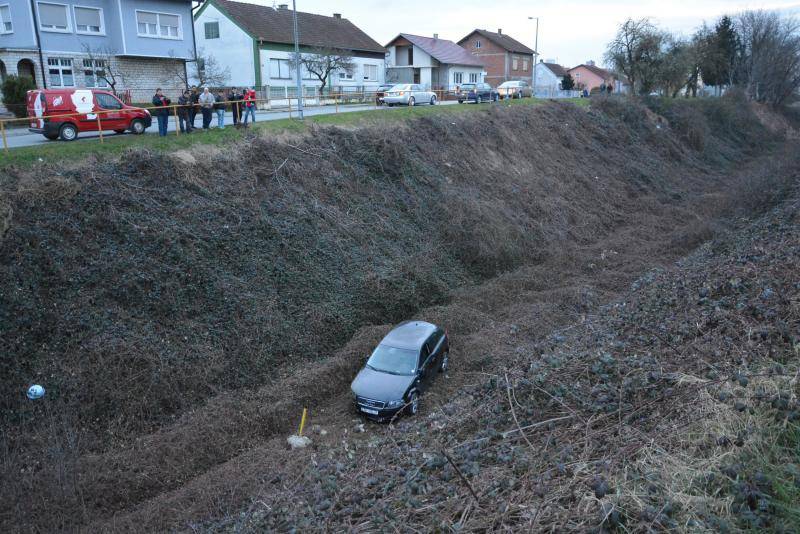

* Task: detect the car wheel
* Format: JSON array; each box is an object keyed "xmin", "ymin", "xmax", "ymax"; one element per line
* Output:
[
  {"xmin": 439, "ymin": 351, "xmax": 449, "ymax": 373},
  {"xmin": 477, "ymin": 95, "xmax": 482, "ymax": 104},
  {"xmin": 130, "ymin": 119, "xmax": 146, "ymax": 135},
  {"xmin": 114, "ymin": 129, "xmax": 126, "ymax": 135},
  {"xmin": 406, "ymin": 391, "xmax": 419, "ymax": 415},
  {"xmin": 59, "ymin": 123, "xmax": 78, "ymax": 142},
  {"xmin": 408, "ymin": 97, "xmax": 415, "ymax": 107},
  {"xmin": 430, "ymin": 95, "xmax": 437, "ymax": 105}
]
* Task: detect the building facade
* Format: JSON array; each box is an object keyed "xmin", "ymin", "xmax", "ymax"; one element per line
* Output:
[
  {"xmin": 0, "ymin": 0, "xmax": 194, "ymax": 102},
  {"xmin": 457, "ymin": 29, "xmax": 534, "ymax": 87},
  {"xmin": 534, "ymin": 61, "xmax": 568, "ymax": 91},
  {"xmin": 568, "ymin": 62, "xmax": 628, "ymax": 93},
  {"xmin": 193, "ymin": 0, "xmax": 385, "ymax": 93},
  {"xmin": 385, "ymin": 33, "xmax": 484, "ymax": 91}
]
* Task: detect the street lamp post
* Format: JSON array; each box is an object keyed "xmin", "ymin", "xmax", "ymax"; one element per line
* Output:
[
  {"xmin": 529, "ymin": 16, "xmax": 539, "ymax": 93},
  {"xmin": 292, "ymin": 0, "xmax": 304, "ymax": 119}
]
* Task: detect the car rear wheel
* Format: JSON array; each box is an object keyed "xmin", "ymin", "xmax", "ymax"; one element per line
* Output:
[
  {"xmin": 130, "ymin": 119, "xmax": 146, "ymax": 135},
  {"xmin": 430, "ymin": 95, "xmax": 437, "ymax": 105},
  {"xmin": 408, "ymin": 97, "xmax": 415, "ymax": 107},
  {"xmin": 59, "ymin": 123, "xmax": 78, "ymax": 142},
  {"xmin": 406, "ymin": 391, "xmax": 419, "ymax": 415},
  {"xmin": 439, "ymin": 351, "xmax": 449, "ymax": 373}
]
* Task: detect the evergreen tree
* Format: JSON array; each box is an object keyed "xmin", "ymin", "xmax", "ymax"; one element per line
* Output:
[{"xmin": 561, "ymin": 73, "xmax": 576, "ymax": 90}]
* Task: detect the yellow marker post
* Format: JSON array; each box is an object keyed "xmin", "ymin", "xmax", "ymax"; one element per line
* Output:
[
  {"xmin": 298, "ymin": 408, "xmax": 308, "ymax": 436},
  {"xmin": 173, "ymin": 105, "xmax": 180, "ymax": 136},
  {"xmin": 288, "ymin": 97, "xmax": 293, "ymax": 119},
  {"xmin": 96, "ymin": 113, "xmax": 104, "ymax": 143},
  {"xmin": 0, "ymin": 120, "xmax": 8, "ymax": 154}
]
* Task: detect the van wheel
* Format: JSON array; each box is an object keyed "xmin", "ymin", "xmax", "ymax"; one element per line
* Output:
[
  {"xmin": 114, "ymin": 129, "xmax": 126, "ymax": 135},
  {"xmin": 44, "ymin": 133, "xmax": 59, "ymax": 141},
  {"xmin": 59, "ymin": 123, "xmax": 78, "ymax": 141},
  {"xmin": 130, "ymin": 119, "xmax": 146, "ymax": 135}
]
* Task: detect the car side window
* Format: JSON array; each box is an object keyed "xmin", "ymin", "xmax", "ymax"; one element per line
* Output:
[
  {"xmin": 96, "ymin": 93, "xmax": 122, "ymax": 110},
  {"xmin": 419, "ymin": 345, "xmax": 430, "ymax": 367}
]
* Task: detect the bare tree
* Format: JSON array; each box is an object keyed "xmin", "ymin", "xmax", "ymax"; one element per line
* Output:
[
  {"xmin": 735, "ymin": 10, "xmax": 800, "ymax": 105},
  {"xmin": 168, "ymin": 48, "xmax": 230, "ymax": 89},
  {"xmin": 81, "ymin": 45, "xmax": 125, "ymax": 95},
  {"xmin": 288, "ymin": 48, "xmax": 355, "ymax": 93},
  {"xmin": 605, "ymin": 18, "xmax": 666, "ymax": 94}
]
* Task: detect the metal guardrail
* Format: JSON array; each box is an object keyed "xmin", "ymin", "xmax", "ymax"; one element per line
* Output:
[{"xmin": 0, "ymin": 89, "xmax": 452, "ymax": 153}]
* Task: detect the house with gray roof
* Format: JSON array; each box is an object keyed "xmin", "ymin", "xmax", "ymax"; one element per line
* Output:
[
  {"xmin": 193, "ymin": 0, "xmax": 385, "ymax": 91},
  {"xmin": 385, "ymin": 33, "xmax": 485, "ymax": 91},
  {"xmin": 534, "ymin": 60, "xmax": 569, "ymax": 91},
  {"xmin": 457, "ymin": 29, "xmax": 535, "ymax": 86}
]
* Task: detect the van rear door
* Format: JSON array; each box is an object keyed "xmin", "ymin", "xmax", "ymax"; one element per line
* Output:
[{"xmin": 27, "ymin": 90, "xmax": 46, "ymax": 129}]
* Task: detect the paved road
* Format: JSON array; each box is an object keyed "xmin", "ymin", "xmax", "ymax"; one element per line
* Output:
[{"xmin": 3, "ymin": 101, "xmax": 460, "ymax": 149}]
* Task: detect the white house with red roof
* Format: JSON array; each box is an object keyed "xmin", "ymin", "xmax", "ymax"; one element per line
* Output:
[{"xmin": 385, "ymin": 33, "xmax": 485, "ymax": 91}]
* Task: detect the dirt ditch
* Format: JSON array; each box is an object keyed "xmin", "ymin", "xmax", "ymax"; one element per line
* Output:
[{"xmin": 1, "ymin": 95, "xmax": 797, "ymax": 532}]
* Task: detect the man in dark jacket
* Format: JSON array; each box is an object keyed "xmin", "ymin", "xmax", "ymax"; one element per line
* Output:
[
  {"xmin": 177, "ymin": 89, "xmax": 193, "ymax": 133},
  {"xmin": 189, "ymin": 86, "xmax": 200, "ymax": 129},
  {"xmin": 229, "ymin": 88, "xmax": 243, "ymax": 125},
  {"xmin": 151, "ymin": 88, "xmax": 171, "ymax": 136}
]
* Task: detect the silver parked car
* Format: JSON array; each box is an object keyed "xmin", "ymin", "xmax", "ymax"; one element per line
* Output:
[
  {"xmin": 498, "ymin": 80, "xmax": 532, "ymax": 99},
  {"xmin": 383, "ymin": 84, "xmax": 437, "ymax": 106}
]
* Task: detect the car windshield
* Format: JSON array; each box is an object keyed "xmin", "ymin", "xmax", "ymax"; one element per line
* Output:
[
  {"xmin": 461, "ymin": 84, "xmax": 476, "ymax": 90},
  {"xmin": 390, "ymin": 84, "xmax": 411, "ymax": 91},
  {"xmin": 366, "ymin": 344, "xmax": 418, "ymax": 376},
  {"xmin": 500, "ymin": 82, "xmax": 519, "ymax": 87}
]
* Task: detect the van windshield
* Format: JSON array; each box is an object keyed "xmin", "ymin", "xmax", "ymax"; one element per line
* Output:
[{"xmin": 366, "ymin": 344, "xmax": 418, "ymax": 376}]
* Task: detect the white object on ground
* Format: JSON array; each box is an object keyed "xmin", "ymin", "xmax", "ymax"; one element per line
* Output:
[
  {"xmin": 287, "ymin": 435, "xmax": 312, "ymax": 449},
  {"xmin": 27, "ymin": 385, "xmax": 45, "ymax": 400}
]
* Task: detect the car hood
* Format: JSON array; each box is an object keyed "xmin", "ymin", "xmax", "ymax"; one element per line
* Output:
[{"xmin": 351, "ymin": 367, "xmax": 416, "ymax": 402}]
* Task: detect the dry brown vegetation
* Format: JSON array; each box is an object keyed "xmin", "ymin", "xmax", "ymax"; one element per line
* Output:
[{"xmin": 0, "ymin": 94, "xmax": 797, "ymax": 532}]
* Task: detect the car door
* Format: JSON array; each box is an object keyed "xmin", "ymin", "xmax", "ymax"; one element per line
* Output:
[
  {"xmin": 417, "ymin": 344, "xmax": 433, "ymax": 390},
  {"xmin": 94, "ymin": 92, "xmax": 126, "ymax": 131}
]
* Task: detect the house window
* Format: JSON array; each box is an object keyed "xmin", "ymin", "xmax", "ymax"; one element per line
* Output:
[
  {"xmin": 512, "ymin": 56, "xmax": 519, "ymax": 70},
  {"xmin": 48, "ymin": 58, "xmax": 74, "ymax": 87},
  {"xmin": 0, "ymin": 4, "xmax": 12, "ymax": 33},
  {"xmin": 363, "ymin": 64, "xmax": 377, "ymax": 82},
  {"xmin": 453, "ymin": 72, "xmax": 463, "ymax": 84},
  {"xmin": 269, "ymin": 58, "xmax": 290, "ymax": 79},
  {"xmin": 73, "ymin": 6, "xmax": 103, "ymax": 34},
  {"xmin": 38, "ymin": 2, "xmax": 70, "ymax": 32},
  {"xmin": 136, "ymin": 10, "xmax": 180, "ymax": 39},
  {"xmin": 475, "ymin": 40, "xmax": 481, "ymax": 49},
  {"xmin": 469, "ymin": 72, "xmax": 478, "ymax": 83},
  {"xmin": 83, "ymin": 59, "xmax": 107, "ymax": 87},
  {"xmin": 338, "ymin": 69, "xmax": 354, "ymax": 81},
  {"xmin": 204, "ymin": 21, "xmax": 219, "ymax": 39},
  {"xmin": 522, "ymin": 59, "xmax": 529, "ymax": 72}
]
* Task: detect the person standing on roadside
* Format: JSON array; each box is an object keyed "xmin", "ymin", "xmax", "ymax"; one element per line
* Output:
[
  {"xmin": 177, "ymin": 89, "xmax": 193, "ymax": 133},
  {"xmin": 199, "ymin": 86, "xmax": 215, "ymax": 130},
  {"xmin": 189, "ymin": 86, "xmax": 200, "ymax": 129},
  {"xmin": 242, "ymin": 87, "xmax": 257, "ymax": 125},
  {"xmin": 230, "ymin": 87, "xmax": 242, "ymax": 125},
  {"xmin": 151, "ymin": 88, "xmax": 171, "ymax": 136},
  {"xmin": 214, "ymin": 90, "xmax": 227, "ymax": 128}
]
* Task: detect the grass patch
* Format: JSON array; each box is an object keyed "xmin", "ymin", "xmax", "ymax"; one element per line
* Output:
[{"xmin": 1, "ymin": 97, "xmax": 587, "ymax": 168}]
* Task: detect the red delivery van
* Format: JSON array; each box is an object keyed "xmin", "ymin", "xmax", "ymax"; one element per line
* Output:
[{"xmin": 26, "ymin": 89, "xmax": 152, "ymax": 141}]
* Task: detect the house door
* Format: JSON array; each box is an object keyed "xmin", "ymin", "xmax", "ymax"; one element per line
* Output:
[
  {"xmin": 413, "ymin": 68, "xmax": 420, "ymax": 84},
  {"xmin": 17, "ymin": 59, "xmax": 36, "ymax": 85}
]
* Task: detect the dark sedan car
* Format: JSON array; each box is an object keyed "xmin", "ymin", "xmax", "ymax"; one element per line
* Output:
[
  {"xmin": 374, "ymin": 84, "xmax": 394, "ymax": 106},
  {"xmin": 351, "ymin": 321, "xmax": 449, "ymax": 422},
  {"xmin": 457, "ymin": 82, "xmax": 499, "ymax": 104}
]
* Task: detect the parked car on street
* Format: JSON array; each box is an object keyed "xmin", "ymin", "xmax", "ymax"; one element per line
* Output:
[
  {"xmin": 27, "ymin": 89, "xmax": 151, "ymax": 141},
  {"xmin": 497, "ymin": 80, "xmax": 532, "ymax": 99},
  {"xmin": 457, "ymin": 82, "xmax": 499, "ymax": 103},
  {"xmin": 375, "ymin": 84, "xmax": 395, "ymax": 106},
  {"xmin": 351, "ymin": 321, "xmax": 449, "ymax": 421},
  {"xmin": 383, "ymin": 84, "xmax": 438, "ymax": 106}
]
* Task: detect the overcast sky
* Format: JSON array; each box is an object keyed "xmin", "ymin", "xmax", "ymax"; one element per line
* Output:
[{"xmin": 250, "ymin": 0, "xmax": 800, "ymax": 67}]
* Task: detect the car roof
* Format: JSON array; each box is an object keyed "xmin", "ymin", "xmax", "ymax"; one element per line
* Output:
[{"xmin": 381, "ymin": 321, "xmax": 438, "ymax": 350}]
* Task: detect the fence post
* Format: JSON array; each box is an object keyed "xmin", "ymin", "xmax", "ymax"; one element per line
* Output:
[
  {"xmin": 288, "ymin": 97, "xmax": 292, "ymax": 119},
  {"xmin": 0, "ymin": 120, "xmax": 8, "ymax": 154},
  {"xmin": 335, "ymin": 96, "xmax": 339, "ymax": 113},
  {"xmin": 173, "ymin": 105, "xmax": 180, "ymax": 136},
  {"xmin": 96, "ymin": 113, "xmax": 104, "ymax": 144}
]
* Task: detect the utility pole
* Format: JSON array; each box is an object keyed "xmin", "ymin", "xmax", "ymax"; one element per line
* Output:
[
  {"xmin": 292, "ymin": 0, "xmax": 304, "ymax": 119},
  {"xmin": 529, "ymin": 16, "xmax": 539, "ymax": 94}
]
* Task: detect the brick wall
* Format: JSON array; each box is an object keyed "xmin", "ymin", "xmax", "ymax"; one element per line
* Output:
[
  {"xmin": 0, "ymin": 50, "xmax": 185, "ymax": 103},
  {"xmin": 457, "ymin": 32, "xmax": 534, "ymax": 87}
]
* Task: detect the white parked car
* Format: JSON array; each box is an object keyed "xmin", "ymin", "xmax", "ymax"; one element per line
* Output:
[
  {"xmin": 497, "ymin": 80, "xmax": 532, "ymax": 99},
  {"xmin": 383, "ymin": 84, "xmax": 437, "ymax": 106}
]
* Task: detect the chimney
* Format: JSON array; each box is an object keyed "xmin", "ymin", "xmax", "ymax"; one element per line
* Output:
[
  {"xmin": 277, "ymin": 4, "xmax": 288, "ymax": 9},
  {"xmin": 333, "ymin": 13, "xmax": 341, "ymax": 19},
  {"xmin": 433, "ymin": 33, "xmax": 438, "ymax": 39},
  {"xmin": 497, "ymin": 28, "xmax": 502, "ymax": 35}
]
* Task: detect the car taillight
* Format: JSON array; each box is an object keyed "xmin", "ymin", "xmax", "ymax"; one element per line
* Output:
[{"xmin": 399, "ymin": 91, "xmax": 406, "ymax": 96}]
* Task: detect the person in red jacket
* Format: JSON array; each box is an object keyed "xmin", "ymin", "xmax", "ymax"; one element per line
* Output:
[{"xmin": 242, "ymin": 88, "xmax": 257, "ymax": 124}]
